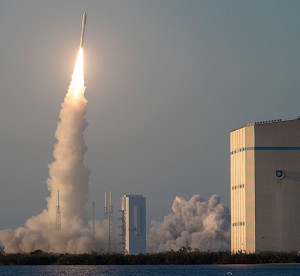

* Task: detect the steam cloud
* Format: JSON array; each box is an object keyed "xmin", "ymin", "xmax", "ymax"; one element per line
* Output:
[
  {"xmin": 0, "ymin": 50, "xmax": 109, "ymax": 253},
  {"xmin": 147, "ymin": 194, "xmax": 230, "ymax": 252}
]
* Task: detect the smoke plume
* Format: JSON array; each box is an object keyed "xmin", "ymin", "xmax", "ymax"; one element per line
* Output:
[
  {"xmin": 0, "ymin": 49, "xmax": 109, "ymax": 253},
  {"xmin": 147, "ymin": 194, "xmax": 230, "ymax": 252}
]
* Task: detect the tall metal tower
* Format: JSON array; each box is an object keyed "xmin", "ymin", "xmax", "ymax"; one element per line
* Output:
[
  {"xmin": 104, "ymin": 190, "xmax": 115, "ymax": 252},
  {"xmin": 56, "ymin": 190, "xmax": 61, "ymax": 230},
  {"xmin": 92, "ymin": 201, "xmax": 95, "ymax": 238},
  {"xmin": 108, "ymin": 190, "xmax": 115, "ymax": 252},
  {"xmin": 104, "ymin": 191, "xmax": 108, "ymax": 219}
]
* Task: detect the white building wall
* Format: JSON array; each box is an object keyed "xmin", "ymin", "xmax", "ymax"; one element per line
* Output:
[
  {"xmin": 230, "ymin": 127, "xmax": 247, "ymax": 252},
  {"xmin": 231, "ymin": 119, "xmax": 300, "ymax": 253}
]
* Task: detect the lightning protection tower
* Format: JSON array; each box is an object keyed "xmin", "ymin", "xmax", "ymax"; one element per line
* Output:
[
  {"xmin": 93, "ymin": 201, "xmax": 95, "ymax": 238},
  {"xmin": 104, "ymin": 191, "xmax": 108, "ymax": 219},
  {"xmin": 56, "ymin": 190, "xmax": 61, "ymax": 230},
  {"xmin": 104, "ymin": 190, "xmax": 115, "ymax": 252}
]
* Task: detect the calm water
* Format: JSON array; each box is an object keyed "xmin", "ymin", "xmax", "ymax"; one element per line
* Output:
[{"xmin": 0, "ymin": 264, "xmax": 299, "ymax": 275}]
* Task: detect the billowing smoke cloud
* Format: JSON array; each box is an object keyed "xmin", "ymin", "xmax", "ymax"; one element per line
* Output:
[
  {"xmin": 0, "ymin": 49, "xmax": 111, "ymax": 253},
  {"xmin": 147, "ymin": 194, "xmax": 230, "ymax": 252}
]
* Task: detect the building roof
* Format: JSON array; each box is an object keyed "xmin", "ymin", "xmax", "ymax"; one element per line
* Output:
[{"xmin": 231, "ymin": 117, "xmax": 300, "ymax": 132}]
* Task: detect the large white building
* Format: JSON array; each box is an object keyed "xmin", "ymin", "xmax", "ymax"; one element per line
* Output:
[
  {"xmin": 230, "ymin": 118, "xmax": 300, "ymax": 253},
  {"xmin": 121, "ymin": 195, "xmax": 146, "ymax": 254}
]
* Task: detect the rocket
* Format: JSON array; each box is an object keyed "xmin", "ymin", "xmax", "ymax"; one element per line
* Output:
[{"xmin": 80, "ymin": 12, "xmax": 87, "ymax": 48}]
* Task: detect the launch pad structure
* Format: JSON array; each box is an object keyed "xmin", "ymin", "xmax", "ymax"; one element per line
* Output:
[
  {"xmin": 121, "ymin": 195, "xmax": 146, "ymax": 254},
  {"xmin": 120, "ymin": 207, "xmax": 126, "ymax": 254}
]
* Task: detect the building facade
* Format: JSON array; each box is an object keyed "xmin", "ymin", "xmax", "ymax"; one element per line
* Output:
[
  {"xmin": 121, "ymin": 195, "xmax": 146, "ymax": 254},
  {"xmin": 230, "ymin": 118, "xmax": 300, "ymax": 253}
]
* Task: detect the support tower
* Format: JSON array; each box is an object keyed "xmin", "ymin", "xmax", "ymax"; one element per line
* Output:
[
  {"xmin": 105, "ymin": 190, "xmax": 115, "ymax": 252},
  {"xmin": 56, "ymin": 190, "xmax": 61, "ymax": 230}
]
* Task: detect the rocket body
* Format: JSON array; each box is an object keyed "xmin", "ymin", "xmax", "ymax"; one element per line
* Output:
[{"xmin": 80, "ymin": 12, "xmax": 87, "ymax": 48}]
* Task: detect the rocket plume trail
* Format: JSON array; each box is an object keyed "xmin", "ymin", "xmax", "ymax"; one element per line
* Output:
[
  {"xmin": 0, "ymin": 16, "xmax": 112, "ymax": 253},
  {"xmin": 46, "ymin": 47, "xmax": 88, "ymax": 229}
]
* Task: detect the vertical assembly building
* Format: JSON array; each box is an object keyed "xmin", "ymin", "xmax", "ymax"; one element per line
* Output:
[
  {"xmin": 121, "ymin": 195, "xmax": 146, "ymax": 254},
  {"xmin": 230, "ymin": 118, "xmax": 300, "ymax": 253}
]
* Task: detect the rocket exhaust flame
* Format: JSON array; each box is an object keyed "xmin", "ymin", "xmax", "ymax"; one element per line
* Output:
[
  {"xmin": 70, "ymin": 48, "xmax": 84, "ymax": 98},
  {"xmin": 0, "ymin": 13, "xmax": 110, "ymax": 254}
]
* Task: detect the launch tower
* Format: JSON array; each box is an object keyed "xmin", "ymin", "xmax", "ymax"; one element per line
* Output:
[
  {"xmin": 121, "ymin": 195, "xmax": 146, "ymax": 254},
  {"xmin": 104, "ymin": 190, "xmax": 115, "ymax": 252}
]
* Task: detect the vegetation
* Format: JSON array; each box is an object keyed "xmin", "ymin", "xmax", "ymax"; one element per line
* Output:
[{"xmin": 1, "ymin": 248, "xmax": 300, "ymax": 265}]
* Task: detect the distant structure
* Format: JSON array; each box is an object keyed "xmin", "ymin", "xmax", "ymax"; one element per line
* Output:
[
  {"xmin": 104, "ymin": 191, "xmax": 108, "ymax": 218},
  {"xmin": 55, "ymin": 190, "xmax": 61, "ymax": 230},
  {"xmin": 230, "ymin": 118, "xmax": 300, "ymax": 253},
  {"xmin": 92, "ymin": 201, "xmax": 95, "ymax": 238},
  {"xmin": 121, "ymin": 195, "xmax": 146, "ymax": 254},
  {"xmin": 104, "ymin": 190, "xmax": 115, "ymax": 252}
]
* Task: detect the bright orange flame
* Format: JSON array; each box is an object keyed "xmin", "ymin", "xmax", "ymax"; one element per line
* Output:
[{"xmin": 69, "ymin": 48, "xmax": 84, "ymax": 98}]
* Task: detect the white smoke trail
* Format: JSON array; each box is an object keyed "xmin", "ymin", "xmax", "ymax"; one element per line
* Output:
[
  {"xmin": 47, "ymin": 48, "xmax": 89, "ymax": 229},
  {"xmin": 147, "ymin": 194, "xmax": 230, "ymax": 252},
  {"xmin": 0, "ymin": 49, "xmax": 110, "ymax": 253}
]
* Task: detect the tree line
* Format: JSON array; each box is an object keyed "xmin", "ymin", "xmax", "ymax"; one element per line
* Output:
[{"xmin": 1, "ymin": 248, "xmax": 300, "ymax": 265}]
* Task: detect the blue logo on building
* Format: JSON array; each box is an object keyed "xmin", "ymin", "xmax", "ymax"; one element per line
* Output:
[{"xmin": 275, "ymin": 170, "xmax": 284, "ymax": 179}]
